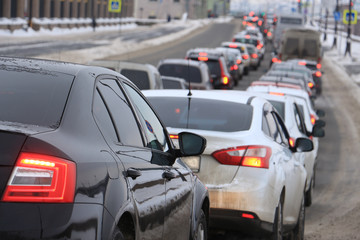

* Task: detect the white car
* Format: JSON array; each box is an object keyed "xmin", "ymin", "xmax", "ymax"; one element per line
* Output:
[
  {"xmin": 221, "ymin": 41, "xmax": 250, "ymax": 75},
  {"xmin": 247, "ymin": 92, "xmax": 325, "ymax": 206},
  {"xmin": 143, "ymin": 89, "xmax": 313, "ymax": 239}
]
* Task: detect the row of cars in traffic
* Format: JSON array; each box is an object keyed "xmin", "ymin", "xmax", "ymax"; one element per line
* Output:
[{"xmin": 0, "ymin": 19, "xmax": 325, "ymax": 240}]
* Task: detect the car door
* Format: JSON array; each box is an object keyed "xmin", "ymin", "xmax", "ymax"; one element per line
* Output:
[
  {"xmin": 94, "ymin": 78, "xmax": 166, "ymax": 240},
  {"xmin": 121, "ymin": 82, "xmax": 193, "ymax": 240},
  {"xmin": 272, "ymin": 111, "xmax": 305, "ymax": 224}
]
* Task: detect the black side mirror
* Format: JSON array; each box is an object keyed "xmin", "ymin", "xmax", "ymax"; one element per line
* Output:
[
  {"xmin": 316, "ymin": 109, "xmax": 325, "ymax": 117},
  {"xmin": 312, "ymin": 124, "xmax": 325, "ymax": 138},
  {"xmin": 314, "ymin": 119, "xmax": 326, "ymax": 128},
  {"xmin": 293, "ymin": 137, "xmax": 314, "ymax": 152},
  {"xmin": 178, "ymin": 132, "xmax": 206, "ymax": 157}
]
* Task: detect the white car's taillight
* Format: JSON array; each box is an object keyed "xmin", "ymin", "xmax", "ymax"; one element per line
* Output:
[
  {"xmin": 212, "ymin": 146, "xmax": 272, "ymax": 169},
  {"xmin": 1, "ymin": 152, "xmax": 76, "ymax": 203}
]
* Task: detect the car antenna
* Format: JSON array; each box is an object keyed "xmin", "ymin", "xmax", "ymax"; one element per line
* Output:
[{"xmin": 187, "ymin": 58, "xmax": 192, "ymax": 96}]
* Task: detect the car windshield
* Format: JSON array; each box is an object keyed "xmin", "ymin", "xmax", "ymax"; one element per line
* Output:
[
  {"xmin": 0, "ymin": 67, "xmax": 74, "ymax": 128},
  {"xmin": 147, "ymin": 97, "xmax": 253, "ymax": 132},
  {"xmin": 120, "ymin": 69, "xmax": 150, "ymax": 90},
  {"xmin": 158, "ymin": 64, "xmax": 202, "ymax": 83}
]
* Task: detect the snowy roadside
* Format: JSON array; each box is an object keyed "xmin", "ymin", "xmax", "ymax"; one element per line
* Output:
[{"xmin": 0, "ymin": 17, "xmax": 232, "ymax": 64}]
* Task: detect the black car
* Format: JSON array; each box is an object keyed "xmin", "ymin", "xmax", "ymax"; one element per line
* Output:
[{"xmin": 0, "ymin": 57, "xmax": 209, "ymax": 240}]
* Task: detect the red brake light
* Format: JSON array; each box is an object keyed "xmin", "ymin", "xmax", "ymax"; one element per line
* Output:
[
  {"xmin": 257, "ymin": 45, "xmax": 262, "ymax": 50},
  {"xmin": 222, "ymin": 76, "xmax": 229, "ymax": 85},
  {"xmin": 269, "ymin": 92, "xmax": 285, "ymax": 96},
  {"xmin": 231, "ymin": 64, "xmax": 238, "ymax": 71},
  {"xmin": 310, "ymin": 114, "xmax": 316, "ymax": 125},
  {"xmin": 251, "ymin": 53, "xmax": 258, "ymax": 59},
  {"xmin": 316, "ymin": 63, "xmax": 322, "ymax": 69},
  {"xmin": 245, "ymin": 35, "xmax": 251, "ymax": 39},
  {"xmin": 237, "ymin": 59, "xmax": 242, "ymax": 64},
  {"xmin": 242, "ymin": 213, "xmax": 255, "ymax": 219},
  {"xmin": 308, "ymin": 82, "xmax": 314, "ymax": 88},
  {"xmin": 264, "ymin": 29, "xmax": 268, "ymax": 34},
  {"xmin": 298, "ymin": 61, "xmax": 306, "ymax": 66},
  {"xmin": 2, "ymin": 153, "xmax": 76, "ymax": 203},
  {"xmin": 272, "ymin": 57, "xmax": 281, "ymax": 63},
  {"xmin": 170, "ymin": 134, "xmax": 179, "ymax": 139},
  {"xmin": 198, "ymin": 56, "xmax": 208, "ymax": 61},
  {"xmin": 242, "ymin": 21, "xmax": 246, "ymax": 26},
  {"xmin": 242, "ymin": 54, "xmax": 249, "ymax": 60},
  {"xmin": 267, "ymin": 32, "xmax": 272, "ymax": 37},
  {"xmin": 199, "ymin": 52, "xmax": 207, "ymax": 56},
  {"xmin": 258, "ymin": 20, "xmax": 263, "ymax": 26},
  {"xmin": 229, "ymin": 44, "xmax": 238, "ymax": 48},
  {"xmin": 212, "ymin": 146, "xmax": 271, "ymax": 168},
  {"xmin": 315, "ymin": 71, "xmax": 322, "ymax": 77}
]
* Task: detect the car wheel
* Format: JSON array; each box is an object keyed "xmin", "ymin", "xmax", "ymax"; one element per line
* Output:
[
  {"xmin": 291, "ymin": 196, "xmax": 305, "ymax": 240},
  {"xmin": 305, "ymin": 179, "xmax": 314, "ymax": 207},
  {"xmin": 112, "ymin": 226, "xmax": 125, "ymax": 240},
  {"xmin": 271, "ymin": 201, "xmax": 283, "ymax": 240},
  {"xmin": 192, "ymin": 209, "xmax": 208, "ymax": 240}
]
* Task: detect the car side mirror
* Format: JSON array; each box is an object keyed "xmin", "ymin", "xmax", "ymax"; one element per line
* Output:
[
  {"xmin": 178, "ymin": 132, "xmax": 206, "ymax": 157},
  {"xmin": 293, "ymin": 137, "xmax": 313, "ymax": 152},
  {"xmin": 314, "ymin": 119, "xmax": 326, "ymax": 128},
  {"xmin": 312, "ymin": 125, "xmax": 325, "ymax": 138},
  {"xmin": 316, "ymin": 109, "xmax": 325, "ymax": 117}
]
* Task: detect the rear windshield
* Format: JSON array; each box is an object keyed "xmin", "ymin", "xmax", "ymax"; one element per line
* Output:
[
  {"xmin": 0, "ymin": 67, "xmax": 73, "ymax": 128},
  {"xmin": 162, "ymin": 79, "xmax": 183, "ymax": 89},
  {"xmin": 148, "ymin": 97, "xmax": 253, "ymax": 132},
  {"xmin": 234, "ymin": 38, "xmax": 257, "ymax": 46},
  {"xmin": 120, "ymin": 69, "xmax": 150, "ymax": 90},
  {"xmin": 280, "ymin": 17, "xmax": 303, "ymax": 24},
  {"xmin": 284, "ymin": 38, "xmax": 300, "ymax": 55},
  {"xmin": 158, "ymin": 64, "xmax": 202, "ymax": 83},
  {"xmin": 268, "ymin": 100, "xmax": 285, "ymax": 119},
  {"xmin": 201, "ymin": 59, "xmax": 221, "ymax": 77}
]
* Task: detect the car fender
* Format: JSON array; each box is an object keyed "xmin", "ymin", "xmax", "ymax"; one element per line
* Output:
[{"xmin": 190, "ymin": 175, "xmax": 210, "ymax": 239}]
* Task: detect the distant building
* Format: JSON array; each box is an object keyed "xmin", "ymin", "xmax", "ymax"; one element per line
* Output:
[{"xmin": 133, "ymin": 0, "xmax": 208, "ymax": 20}]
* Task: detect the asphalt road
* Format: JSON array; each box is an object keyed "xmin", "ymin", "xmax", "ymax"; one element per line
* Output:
[{"xmin": 102, "ymin": 19, "xmax": 360, "ymax": 239}]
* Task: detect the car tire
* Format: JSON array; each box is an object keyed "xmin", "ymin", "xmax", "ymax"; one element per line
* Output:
[
  {"xmin": 305, "ymin": 179, "xmax": 314, "ymax": 207},
  {"xmin": 112, "ymin": 226, "xmax": 125, "ymax": 240},
  {"xmin": 271, "ymin": 201, "xmax": 283, "ymax": 240},
  {"xmin": 291, "ymin": 196, "xmax": 305, "ymax": 240},
  {"xmin": 192, "ymin": 209, "xmax": 208, "ymax": 240}
]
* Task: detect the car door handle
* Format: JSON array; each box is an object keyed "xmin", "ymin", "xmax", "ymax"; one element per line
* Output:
[
  {"xmin": 163, "ymin": 170, "xmax": 176, "ymax": 180},
  {"xmin": 126, "ymin": 168, "xmax": 141, "ymax": 179}
]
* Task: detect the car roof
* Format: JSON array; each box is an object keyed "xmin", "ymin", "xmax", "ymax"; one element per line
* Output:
[
  {"xmin": 143, "ymin": 89, "xmax": 264, "ymax": 106},
  {"xmin": 186, "ymin": 48, "xmax": 224, "ymax": 60},
  {"xmin": 157, "ymin": 58, "xmax": 208, "ymax": 67}
]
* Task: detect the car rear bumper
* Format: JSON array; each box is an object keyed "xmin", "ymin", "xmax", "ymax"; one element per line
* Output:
[
  {"xmin": 0, "ymin": 202, "xmax": 107, "ymax": 240},
  {"xmin": 209, "ymin": 208, "xmax": 273, "ymax": 236}
]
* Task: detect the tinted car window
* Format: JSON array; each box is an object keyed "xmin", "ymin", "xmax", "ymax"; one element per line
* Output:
[
  {"xmin": 284, "ymin": 38, "xmax": 299, "ymax": 55},
  {"xmin": 163, "ymin": 79, "xmax": 183, "ymax": 89},
  {"xmin": 280, "ymin": 17, "xmax": 302, "ymax": 24},
  {"xmin": 268, "ymin": 100, "xmax": 285, "ymax": 119},
  {"xmin": 303, "ymin": 39, "xmax": 317, "ymax": 57},
  {"xmin": 147, "ymin": 97, "xmax": 253, "ymax": 132},
  {"xmin": 159, "ymin": 64, "xmax": 202, "ymax": 83},
  {"xmin": 120, "ymin": 69, "xmax": 150, "ymax": 90},
  {"xmin": 97, "ymin": 80, "xmax": 143, "ymax": 146},
  {"xmin": 200, "ymin": 59, "xmax": 221, "ymax": 77},
  {"xmin": 0, "ymin": 68, "xmax": 73, "ymax": 128},
  {"xmin": 123, "ymin": 84, "xmax": 169, "ymax": 152},
  {"xmin": 93, "ymin": 89, "xmax": 118, "ymax": 142}
]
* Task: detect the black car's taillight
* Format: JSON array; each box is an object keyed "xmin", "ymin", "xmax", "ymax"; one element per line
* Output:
[{"xmin": 1, "ymin": 152, "xmax": 76, "ymax": 203}]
